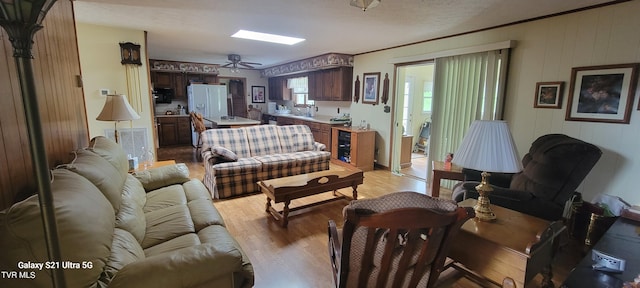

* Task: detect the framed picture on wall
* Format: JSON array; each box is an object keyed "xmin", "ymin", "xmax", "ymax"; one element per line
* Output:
[
  {"xmin": 565, "ymin": 63, "xmax": 639, "ymax": 124},
  {"xmin": 534, "ymin": 82, "xmax": 563, "ymax": 108},
  {"xmin": 251, "ymin": 86, "xmax": 266, "ymax": 103},
  {"xmin": 362, "ymin": 72, "xmax": 380, "ymax": 105}
]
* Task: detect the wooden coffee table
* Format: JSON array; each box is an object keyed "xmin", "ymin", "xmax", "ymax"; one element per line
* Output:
[
  {"xmin": 446, "ymin": 199, "xmax": 566, "ymax": 288},
  {"xmin": 258, "ymin": 169, "xmax": 363, "ymax": 227}
]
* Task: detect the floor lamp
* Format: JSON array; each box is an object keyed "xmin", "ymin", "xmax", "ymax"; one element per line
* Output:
[
  {"xmin": 452, "ymin": 120, "xmax": 523, "ymax": 222},
  {"xmin": 96, "ymin": 94, "xmax": 141, "ymax": 143},
  {"xmin": 0, "ymin": 0, "xmax": 65, "ymax": 287}
]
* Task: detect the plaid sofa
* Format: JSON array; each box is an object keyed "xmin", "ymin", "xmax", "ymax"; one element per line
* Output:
[{"xmin": 201, "ymin": 125, "xmax": 331, "ymax": 198}]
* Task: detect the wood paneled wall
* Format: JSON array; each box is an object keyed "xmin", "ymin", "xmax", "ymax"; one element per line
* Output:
[{"xmin": 0, "ymin": 0, "xmax": 89, "ymax": 210}]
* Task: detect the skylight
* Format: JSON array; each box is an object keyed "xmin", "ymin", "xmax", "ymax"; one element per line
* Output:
[{"xmin": 231, "ymin": 30, "xmax": 305, "ymax": 45}]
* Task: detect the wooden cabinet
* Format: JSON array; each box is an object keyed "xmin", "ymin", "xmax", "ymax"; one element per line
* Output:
[
  {"xmin": 268, "ymin": 76, "xmax": 292, "ymax": 100},
  {"xmin": 268, "ymin": 67, "xmax": 352, "ymax": 101},
  {"xmin": 151, "ymin": 71, "xmax": 218, "ymax": 100},
  {"xmin": 153, "ymin": 72, "xmax": 173, "ymax": 88},
  {"xmin": 272, "ymin": 116, "xmax": 340, "ymax": 151},
  {"xmin": 308, "ymin": 67, "xmax": 353, "ymax": 101},
  {"xmin": 331, "ymin": 127, "xmax": 376, "ymax": 171},
  {"xmin": 400, "ymin": 135, "xmax": 413, "ymax": 168},
  {"xmin": 157, "ymin": 116, "xmax": 191, "ymax": 147}
]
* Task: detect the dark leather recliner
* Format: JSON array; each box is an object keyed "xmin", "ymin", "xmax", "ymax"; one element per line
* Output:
[{"xmin": 452, "ymin": 134, "xmax": 602, "ymax": 221}]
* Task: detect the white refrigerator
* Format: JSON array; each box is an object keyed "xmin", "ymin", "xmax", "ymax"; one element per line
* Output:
[{"xmin": 188, "ymin": 84, "xmax": 228, "ymax": 146}]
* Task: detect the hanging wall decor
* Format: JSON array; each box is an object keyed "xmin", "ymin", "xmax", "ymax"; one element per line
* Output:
[
  {"xmin": 119, "ymin": 42, "xmax": 142, "ymax": 65},
  {"xmin": 362, "ymin": 72, "xmax": 380, "ymax": 105},
  {"xmin": 381, "ymin": 73, "xmax": 390, "ymax": 105},
  {"xmin": 354, "ymin": 75, "xmax": 360, "ymax": 103}
]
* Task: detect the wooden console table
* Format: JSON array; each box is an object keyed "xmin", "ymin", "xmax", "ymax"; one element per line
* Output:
[
  {"xmin": 446, "ymin": 199, "xmax": 566, "ymax": 288},
  {"xmin": 431, "ymin": 160, "xmax": 464, "ymax": 198}
]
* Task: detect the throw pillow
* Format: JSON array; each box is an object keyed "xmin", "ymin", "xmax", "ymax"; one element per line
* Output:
[
  {"xmin": 293, "ymin": 133, "xmax": 316, "ymax": 152},
  {"xmin": 212, "ymin": 146, "xmax": 238, "ymax": 162}
]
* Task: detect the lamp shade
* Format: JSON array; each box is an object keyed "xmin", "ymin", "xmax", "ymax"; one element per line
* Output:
[
  {"xmin": 96, "ymin": 94, "xmax": 140, "ymax": 121},
  {"xmin": 452, "ymin": 120, "xmax": 523, "ymax": 173}
]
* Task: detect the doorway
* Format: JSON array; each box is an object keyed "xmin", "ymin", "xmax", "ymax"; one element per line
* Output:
[{"xmin": 392, "ymin": 62, "xmax": 434, "ymax": 180}]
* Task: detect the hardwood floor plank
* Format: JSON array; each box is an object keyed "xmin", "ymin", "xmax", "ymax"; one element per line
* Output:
[{"xmin": 158, "ymin": 145, "xmax": 582, "ymax": 288}]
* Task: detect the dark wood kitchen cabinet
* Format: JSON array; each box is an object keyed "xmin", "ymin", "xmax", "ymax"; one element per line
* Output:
[
  {"xmin": 308, "ymin": 67, "xmax": 352, "ymax": 101},
  {"xmin": 268, "ymin": 76, "xmax": 291, "ymax": 100},
  {"xmin": 157, "ymin": 116, "xmax": 191, "ymax": 147},
  {"xmin": 151, "ymin": 71, "xmax": 218, "ymax": 100}
]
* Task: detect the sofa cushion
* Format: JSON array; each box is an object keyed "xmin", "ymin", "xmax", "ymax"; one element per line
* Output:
[
  {"xmin": 64, "ymin": 148, "xmax": 126, "ymax": 212},
  {"xmin": 133, "ymin": 163, "xmax": 190, "ymax": 191},
  {"xmin": 292, "ymin": 133, "xmax": 316, "ymax": 152},
  {"xmin": 89, "ymin": 135, "xmax": 130, "ymax": 174},
  {"xmin": 289, "ymin": 150, "xmax": 332, "ymax": 165},
  {"xmin": 0, "ymin": 169, "xmax": 114, "ymax": 288},
  {"xmin": 201, "ymin": 127, "xmax": 252, "ymax": 158},
  {"xmin": 144, "ymin": 233, "xmax": 201, "ymax": 257},
  {"xmin": 115, "ymin": 175, "xmax": 148, "ymax": 243},
  {"xmin": 212, "ymin": 146, "xmax": 239, "ymax": 162},
  {"xmin": 277, "ymin": 125, "xmax": 313, "ymax": 153},
  {"xmin": 100, "ymin": 228, "xmax": 146, "ymax": 285},
  {"xmin": 142, "ymin": 205, "xmax": 195, "ymax": 248},
  {"xmin": 144, "ymin": 185, "xmax": 188, "ymax": 213},
  {"xmin": 252, "ymin": 154, "xmax": 298, "ymax": 172},
  {"xmin": 244, "ymin": 125, "xmax": 283, "ymax": 156}
]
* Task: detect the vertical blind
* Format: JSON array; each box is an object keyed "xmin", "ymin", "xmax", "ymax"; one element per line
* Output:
[{"xmin": 428, "ymin": 49, "xmax": 509, "ymax": 182}]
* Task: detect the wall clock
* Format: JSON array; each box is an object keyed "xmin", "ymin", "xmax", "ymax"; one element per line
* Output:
[{"xmin": 119, "ymin": 42, "xmax": 142, "ymax": 65}]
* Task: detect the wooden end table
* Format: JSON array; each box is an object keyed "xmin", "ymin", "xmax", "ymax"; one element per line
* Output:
[
  {"xmin": 431, "ymin": 161, "xmax": 464, "ymax": 198},
  {"xmin": 258, "ymin": 169, "xmax": 363, "ymax": 227},
  {"xmin": 130, "ymin": 160, "xmax": 176, "ymax": 173},
  {"xmin": 446, "ymin": 199, "xmax": 566, "ymax": 288}
]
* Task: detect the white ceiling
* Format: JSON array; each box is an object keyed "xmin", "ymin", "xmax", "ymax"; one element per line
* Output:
[{"xmin": 73, "ymin": 0, "xmax": 618, "ymax": 69}]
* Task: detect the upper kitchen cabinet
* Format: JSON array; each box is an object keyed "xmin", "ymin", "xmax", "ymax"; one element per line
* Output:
[
  {"xmin": 151, "ymin": 71, "xmax": 219, "ymax": 100},
  {"xmin": 308, "ymin": 67, "xmax": 352, "ymax": 101},
  {"xmin": 268, "ymin": 76, "xmax": 292, "ymax": 100}
]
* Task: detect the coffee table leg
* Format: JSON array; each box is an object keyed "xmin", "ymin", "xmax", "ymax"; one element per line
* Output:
[
  {"xmin": 282, "ymin": 200, "xmax": 291, "ymax": 227},
  {"xmin": 265, "ymin": 197, "xmax": 272, "ymax": 213},
  {"xmin": 352, "ymin": 185, "xmax": 358, "ymax": 200}
]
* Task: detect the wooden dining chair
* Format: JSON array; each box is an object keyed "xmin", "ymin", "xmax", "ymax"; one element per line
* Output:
[
  {"xmin": 190, "ymin": 112, "xmax": 207, "ymax": 156},
  {"xmin": 328, "ymin": 191, "xmax": 474, "ymax": 288}
]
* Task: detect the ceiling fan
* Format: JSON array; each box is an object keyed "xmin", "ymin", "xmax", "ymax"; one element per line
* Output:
[{"xmin": 220, "ymin": 54, "xmax": 262, "ymax": 70}]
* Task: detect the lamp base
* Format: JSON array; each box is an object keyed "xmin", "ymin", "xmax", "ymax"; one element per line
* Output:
[{"xmin": 474, "ymin": 171, "xmax": 496, "ymax": 222}]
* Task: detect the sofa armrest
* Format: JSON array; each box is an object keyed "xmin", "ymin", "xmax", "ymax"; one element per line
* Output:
[
  {"xmin": 108, "ymin": 244, "xmax": 244, "ymax": 288},
  {"xmin": 132, "ymin": 163, "xmax": 190, "ymax": 191},
  {"xmin": 314, "ymin": 141, "xmax": 326, "ymax": 151}
]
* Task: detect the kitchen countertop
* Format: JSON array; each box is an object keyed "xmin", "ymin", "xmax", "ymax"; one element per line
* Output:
[
  {"xmin": 156, "ymin": 114, "xmax": 189, "ymax": 118},
  {"xmin": 265, "ymin": 113, "xmax": 350, "ymax": 125},
  {"xmin": 204, "ymin": 116, "xmax": 261, "ymax": 126}
]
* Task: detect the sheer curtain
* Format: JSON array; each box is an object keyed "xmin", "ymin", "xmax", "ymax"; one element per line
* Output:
[{"xmin": 427, "ymin": 49, "xmax": 509, "ymax": 185}]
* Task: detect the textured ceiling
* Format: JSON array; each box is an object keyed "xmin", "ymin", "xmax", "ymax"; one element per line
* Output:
[{"xmin": 73, "ymin": 0, "xmax": 620, "ymax": 69}]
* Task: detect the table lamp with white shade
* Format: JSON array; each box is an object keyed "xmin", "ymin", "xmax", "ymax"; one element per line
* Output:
[
  {"xmin": 452, "ymin": 120, "xmax": 523, "ymax": 222},
  {"xmin": 96, "ymin": 94, "xmax": 140, "ymax": 143}
]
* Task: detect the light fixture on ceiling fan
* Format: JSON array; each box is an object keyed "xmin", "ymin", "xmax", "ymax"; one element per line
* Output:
[
  {"xmin": 350, "ymin": 0, "xmax": 380, "ymax": 11},
  {"xmin": 221, "ymin": 54, "xmax": 262, "ymax": 73}
]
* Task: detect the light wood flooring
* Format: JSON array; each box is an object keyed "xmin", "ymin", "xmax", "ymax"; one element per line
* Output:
[{"xmin": 157, "ymin": 145, "xmax": 585, "ymax": 288}]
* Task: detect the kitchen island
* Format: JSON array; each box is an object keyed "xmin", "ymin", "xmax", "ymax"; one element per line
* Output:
[{"xmin": 204, "ymin": 116, "xmax": 261, "ymax": 128}]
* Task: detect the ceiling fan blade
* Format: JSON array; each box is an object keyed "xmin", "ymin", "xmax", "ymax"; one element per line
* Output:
[
  {"xmin": 241, "ymin": 61, "xmax": 261, "ymax": 66},
  {"xmin": 221, "ymin": 63, "xmax": 232, "ymax": 68},
  {"xmin": 238, "ymin": 63, "xmax": 255, "ymax": 69}
]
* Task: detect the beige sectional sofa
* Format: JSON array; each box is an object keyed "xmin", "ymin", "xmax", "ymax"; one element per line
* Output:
[
  {"xmin": 0, "ymin": 136, "xmax": 253, "ymax": 288},
  {"xmin": 201, "ymin": 124, "xmax": 331, "ymax": 199}
]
